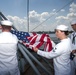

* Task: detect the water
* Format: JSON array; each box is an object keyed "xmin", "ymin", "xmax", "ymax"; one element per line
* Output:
[
  {"xmin": 49, "ymin": 33, "xmax": 56, "ymax": 37},
  {"xmin": 49, "ymin": 33, "xmax": 71, "ymax": 44},
  {"xmin": 49, "ymin": 33, "xmax": 59, "ymax": 44}
]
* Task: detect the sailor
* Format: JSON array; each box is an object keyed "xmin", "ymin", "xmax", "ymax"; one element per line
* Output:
[
  {"xmin": 0, "ymin": 20, "xmax": 20, "ymax": 75},
  {"xmin": 33, "ymin": 25, "xmax": 72, "ymax": 75},
  {"xmin": 70, "ymin": 19, "xmax": 76, "ymax": 75}
]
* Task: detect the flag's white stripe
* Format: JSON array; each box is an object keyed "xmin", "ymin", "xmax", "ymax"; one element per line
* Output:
[
  {"xmin": 32, "ymin": 42, "xmax": 40, "ymax": 47},
  {"xmin": 36, "ymin": 34, "xmax": 42, "ymax": 42},
  {"xmin": 45, "ymin": 44, "xmax": 49, "ymax": 52},
  {"xmin": 44, "ymin": 36, "xmax": 47, "ymax": 42},
  {"xmin": 30, "ymin": 35, "xmax": 37, "ymax": 43}
]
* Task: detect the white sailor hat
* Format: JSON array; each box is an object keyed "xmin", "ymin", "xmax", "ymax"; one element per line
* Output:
[
  {"xmin": 71, "ymin": 19, "xmax": 76, "ymax": 25},
  {"xmin": 0, "ymin": 20, "xmax": 13, "ymax": 26},
  {"xmin": 55, "ymin": 25, "xmax": 68, "ymax": 31}
]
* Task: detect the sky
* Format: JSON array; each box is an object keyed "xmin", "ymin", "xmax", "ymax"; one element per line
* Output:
[{"xmin": 0, "ymin": 0, "xmax": 76, "ymax": 32}]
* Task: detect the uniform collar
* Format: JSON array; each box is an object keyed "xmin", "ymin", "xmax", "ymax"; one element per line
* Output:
[
  {"xmin": 61, "ymin": 38, "xmax": 68, "ymax": 42},
  {"xmin": 72, "ymin": 31, "xmax": 76, "ymax": 36}
]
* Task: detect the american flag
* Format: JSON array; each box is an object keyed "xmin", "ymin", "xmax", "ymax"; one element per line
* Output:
[{"xmin": 11, "ymin": 30, "xmax": 52, "ymax": 52}]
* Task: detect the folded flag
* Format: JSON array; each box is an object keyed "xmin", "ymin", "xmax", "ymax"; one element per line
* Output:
[{"xmin": 11, "ymin": 30, "xmax": 53, "ymax": 52}]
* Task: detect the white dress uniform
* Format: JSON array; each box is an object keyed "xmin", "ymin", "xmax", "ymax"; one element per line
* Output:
[
  {"xmin": 70, "ymin": 31, "xmax": 76, "ymax": 75},
  {"xmin": 37, "ymin": 38, "xmax": 72, "ymax": 75},
  {"xmin": 0, "ymin": 32, "xmax": 20, "ymax": 75}
]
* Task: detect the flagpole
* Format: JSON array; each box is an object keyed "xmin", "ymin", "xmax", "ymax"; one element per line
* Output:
[{"xmin": 27, "ymin": 0, "xmax": 29, "ymax": 32}]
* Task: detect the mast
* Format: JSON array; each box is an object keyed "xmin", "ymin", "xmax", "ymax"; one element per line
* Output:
[{"xmin": 27, "ymin": 0, "xmax": 29, "ymax": 32}]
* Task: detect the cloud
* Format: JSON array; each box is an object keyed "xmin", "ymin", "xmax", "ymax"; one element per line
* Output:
[
  {"xmin": 28, "ymin": 10, "xmax": 57, "ymax": 31},
  {"xmin": 55, "ymin": 16, "xmax": 68, "ymax": 20},
  {"xmin": 40, "ymin": 12, "xmax": 50, "ymax": 21},
  {"xmin": 67, "ymin": 13, "xmax": 76, "ymax": 19},
  {"xmin": 69, "ymin": 2, "xmax": 76, "ymax": 13},
  {"xmin": 7, "ymin": 2, "xmax": 76, "ymax": 31},
  {"xmin": 7, "ymin": 15, "xmax": 27, "ymax": 31},
  {"xmin": 52, "ymin": 9, "xmax": 56, "ymax": 12},
  {"xmin": 29, "ymin": 10, "xmax": 41, "ymax": 24},
  {"xmin": 60, "ymin": 9, "xmax": 65, "ymax": 12},
  {"xmin": 7, "ymin": 10, "xmax": 52, "ymax": 31}
]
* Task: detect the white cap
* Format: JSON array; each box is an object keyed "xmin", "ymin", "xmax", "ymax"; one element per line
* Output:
[
  {"xmin": 71, "ymin": 19, "xmax": 76, "ymax": 25},
  {"xmin": 56, "ymin": 25, "xmax": 68, "ymax": 31},
  {"xmin": 0, "ymin": 20, "xmax": 13, "ymax": 26}
]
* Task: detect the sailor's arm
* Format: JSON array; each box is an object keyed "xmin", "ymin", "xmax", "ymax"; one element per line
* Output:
[
  {"xmin": 72, "ymin": 49, "xmax": 76, "ymax": 54},
  {"xmin": 33, "ymin": 45, "xmax": 64, "ymax": 59}
]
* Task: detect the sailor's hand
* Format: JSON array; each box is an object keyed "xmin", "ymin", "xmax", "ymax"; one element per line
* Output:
[
  {"xmin": 33, "ymin": 47, "xmax": 38, "ymax": 52},
  {"xmin": 72, "ymin": 50, "xmax": 76, "ymax": 54},
  {"xmin": 70, "ymin": 52, "xmax": 75, "ymax": 60},
  {"xmin": 0, "ymin": 25, "xmax": 2, "ymax": 29}
]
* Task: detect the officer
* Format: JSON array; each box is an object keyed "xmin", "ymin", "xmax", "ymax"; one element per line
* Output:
[
  {"xmin": 70, "ymin": 19, "xmax": 76, "ymax": 75},
  {"xmin": 0, "ymin": 20, "xmax": 20, "ymax": 75},
  {"xmin": 33, "ymin": 25, "xmax": 72, "ymax": 75}
]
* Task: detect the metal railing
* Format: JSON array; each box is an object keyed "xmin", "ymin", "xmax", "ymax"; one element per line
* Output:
[{"xmin": 0, "ymin": 12, "xmax": 54, "ymax": 75}]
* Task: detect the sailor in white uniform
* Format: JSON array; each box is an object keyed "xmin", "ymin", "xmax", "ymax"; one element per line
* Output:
[
  {"xmin": 0, "ymin": 20, "xmax": 20, "ymax": 75},
  {"xmin": 33, "ymin": 25, "xmax": 72, "ymax": 75},
  {"xmin": 70, "ymin": 20, "xmax": 76, "ymax": 75}
]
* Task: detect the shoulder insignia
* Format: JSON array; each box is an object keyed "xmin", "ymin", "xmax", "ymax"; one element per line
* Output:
[{"xmin": 53, "ymin": 47, "xmax": 57, "ymax": 52}]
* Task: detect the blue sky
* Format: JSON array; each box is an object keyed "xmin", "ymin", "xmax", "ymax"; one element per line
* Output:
[
  {"xmin": 0, "ymin": 0, "xmax": 76, "ymax": 31},
  {"xmin": 0, "ymin": 0, "xmax": 73, "ymax": 17}
]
